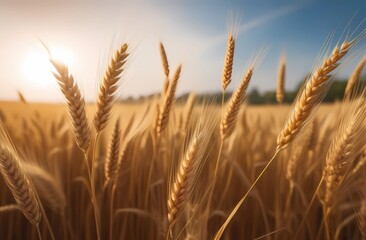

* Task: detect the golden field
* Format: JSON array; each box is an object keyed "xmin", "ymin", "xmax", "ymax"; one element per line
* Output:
[
  {"xmin": 0, "ymin": 28, "xmax": 365, "ymax": 240},
  {"xmin": 0, "ymin": 99, "xmax": 365, "ymax": 240}
]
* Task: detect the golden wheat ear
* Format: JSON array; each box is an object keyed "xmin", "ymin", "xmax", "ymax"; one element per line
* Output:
[
  {"xmin": 159, "ymin": 42, "xmax": 170, "ymax": 96},
  {"xmin": 156, "ymin": 65, "xmax": 182, "ymax": 136},
  {"xmin": 221, "ymin": 65, "xmax": 253, "ymax": 139},
  {"xmin": 50, "ymin": 59, "xmax": 91, "ymax": 153},
  {"xmin": 94, "ymin": 43, "xmax": 129, "ymax": 133},
  {"xmin": 276, "ymin": 54, "xmax": 286, "ymax": 104},
  {"xmin": 277, "ymin": 40, "xmax": 354, "ymax": 150},
  {"xmin": 0, "ymin": 145, "xmax": 41, "ymax": 225},
  {"xmin": 167, "ymin": 104, "xmax": 217, "ymax": 235},
  {"xmin": 160, "ymin": 42, "xmax": 170, "ymax": 78},
  {"xmin": 104, "ymin": 119, "xmax": 121, "ymax": 184},
  {"xmin": 323, "ymin": 94, "xmax": 366, "ymax": 208},
  {"xmin": 222, "ymin": 32, "xmax": 235, "ymax": 91}
]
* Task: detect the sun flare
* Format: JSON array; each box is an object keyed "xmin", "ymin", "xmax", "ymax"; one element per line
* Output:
[{"xmin": 22, "ymin": 47, "xmax": 74, "ymax": 88}]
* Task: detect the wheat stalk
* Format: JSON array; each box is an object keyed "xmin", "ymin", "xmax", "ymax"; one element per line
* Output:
[
  {"xmin": 94, "ymin": 43, "xmax": 128, "ymax": 133},
  {"xmin": 222, "ymin": 32, "xmax": 235, "ymax": 91},
  {"xmin": 0, "ymin": 146, "xmax": 41, "ymax": 225},
  {"xmin": 277, "ymin": 41, "xmax": 352, "ymax": 150},
  {"xmin": 50, "ymin": 59, "xmax": 91, "ymax": 153},
  {"xmin": 221, "ymin": 66, "xmax": 253, "ymax": 139},
  {"xmin": 344, "ymin": 55, "xmax": 366, "ymax": 99},
  {"xmin": 276, "ymin": 55, "xmax": 286, "ymax": 104}
]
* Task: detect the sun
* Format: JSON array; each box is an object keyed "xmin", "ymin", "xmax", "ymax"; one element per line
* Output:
[{"xmin": 22, "ymin": 47, "xmax": 74, "ymax": 88}]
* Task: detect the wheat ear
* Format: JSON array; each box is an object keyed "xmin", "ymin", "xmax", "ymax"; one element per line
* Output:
[
  {"xmin": 160, "ymin": 42, "xmax": 170, "ymax": 95},
  {"xmin": 221, "ymin": 66, "xmax": 253, "ymax": 139},
  {"xmin": 104, "ymin": 120, "xmax": 121, "ymax": 184},
  {"xmin": 94, "ymin": 43, "xmax": 128, "ymax": 132},
  {"xmin": 277, "ymin": 41, "xmax": 352, "ymax": 150},
  {"xmin": 222, "ymin": 32, "xmax": 235, "ymax": 91},
  {"xmin": 17, "ymin": 90, "xmax": 28, "ymax": 104},
  {"xmin": 0, "ymin": 146, "xmax": 41, "ymax": 225},
  {"xmin": 167, "ymin": 107, "xmax": 217, "ymax": 234},
  {"xmin": 276, "ymin": 55, "xmax": 286, "ymax": 104},
  {"xmin": 167, "ymin": 136, "xmax": 198, "ymax": 225},
  {"xmin": 160, "ymin": 42, "xmax": 170, "ymax": 78},
  {"xmin": 50, "ymin": 59, "xmax": 91, "ymax": 153},
  {"xmin": 344, "ymin": 55, "xmax": 366, "ymax": 99},
  {"xmin": 156, "ymin": 65, "xmax": 182, "ymax": 136},
  {"xmin": 323, "ymin": 98, "xmax": 366, "ymax": 207}
]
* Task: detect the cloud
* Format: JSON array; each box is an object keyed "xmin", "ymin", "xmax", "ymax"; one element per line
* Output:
[{"xmin": 201, "ymin": 4, "xmax": 303, "ymax": 53}]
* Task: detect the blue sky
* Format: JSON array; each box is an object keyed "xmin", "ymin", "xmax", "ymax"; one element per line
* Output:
[{"xmin": 0, "ymin": 0, "xmax": 365, "ymax": 102}]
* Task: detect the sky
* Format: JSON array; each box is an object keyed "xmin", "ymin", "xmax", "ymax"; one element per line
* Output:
[{"xmin": 0, "ymin": 0, "xmax": 365, "ymax": 102}]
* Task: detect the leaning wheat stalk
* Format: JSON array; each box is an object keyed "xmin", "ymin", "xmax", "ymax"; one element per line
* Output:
[
  {"xmin": 277, "ymin": 41, "xmax": 353, "ymax": 150},
  {"xmin": 215, "ymin": 40, "xmax": 355, "ymax": 240},
  {"xmin": 222, "ymin": 32, "xmax": 235, "ymax": 91},
  {"xmin": 94, "ymin": 43, "xmax": 129, "ymax": 133},
  {"xmin": 276, "ymin": 55, "xmax": 286, "ymax": 104},
  {"xmin": 50, "ymin": 59, "xmax": 91, "ymax": 153},
  {"xmin": 344, "ymin": 55, "xmax": 366, "ymax": 99},
  {"xmin": 0, "ymin": 145, "xmax": 41, "ymax": 225}
]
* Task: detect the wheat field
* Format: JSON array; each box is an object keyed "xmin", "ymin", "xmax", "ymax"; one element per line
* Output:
[{"xmin": 0, "ymin": 26, "xmax": 366, "ymax": 240}]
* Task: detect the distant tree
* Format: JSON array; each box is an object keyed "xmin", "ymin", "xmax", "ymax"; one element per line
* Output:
[{"xmin": 247, "ymin": 88, "xmax": 264, "ymax": 105}]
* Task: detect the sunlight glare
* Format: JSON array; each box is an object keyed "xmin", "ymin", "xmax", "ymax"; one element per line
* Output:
[{"xmin": 22, "ymin": 47, "xmax": 74, "ymax": 88}]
